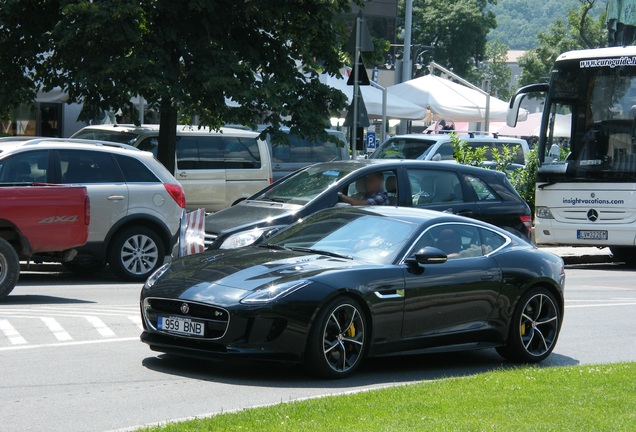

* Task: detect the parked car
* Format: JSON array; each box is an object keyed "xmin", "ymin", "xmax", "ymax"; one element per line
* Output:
[
  {"xmin": 370, "ymin": 133, "xmax": 530, "ymax": 169},
  {"xmin": 0, "ymin": 138, "xmax": 185, "ymax": 281},
  {"xmin": 71, "ymin": 124, "xmax": 273, "ymax": 212},
  {"xmin": 202, "ymin": 159, "xmax": 532, "ymax": 250},
  {"xmin": 140, "ymin": 206, "xmax": 565, "ymax": 378},
  {"xmin": 0, "ymin": 183, "xmax": 90, "ymax": 299},
  {"xmin": 260, "ymin": 127, "xmax": 348, "ymax": 181}
]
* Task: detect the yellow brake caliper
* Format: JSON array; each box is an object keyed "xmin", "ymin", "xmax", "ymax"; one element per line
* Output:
[{"xmin": 346, "ymin": 323, "xmax": 356, "ymax": 338}]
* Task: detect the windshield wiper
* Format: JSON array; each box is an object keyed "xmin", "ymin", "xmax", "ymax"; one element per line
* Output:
[
  {"xmin": 258, "ymin": 243, "xmax": 289, "ymax": 250},
  {"xmin": 288, "ymin": 247, "xmax": 352, "ymax": 260}
]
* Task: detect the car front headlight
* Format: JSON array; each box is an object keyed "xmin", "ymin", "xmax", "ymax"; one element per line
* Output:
[
  {"xmin": 240, "ymin": 280, "xmax": 310, "ymax": 304},
  {"xmin": 144, "ymin": 262, "xmax": 171, "ymax": 289},
  {"xmin": 220, "ymin": 228, "xmax": 270, "ymax": 249}
]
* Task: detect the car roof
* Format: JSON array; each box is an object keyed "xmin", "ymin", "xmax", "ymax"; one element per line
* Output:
[
  {"xmin": 306, "ymin": 158, "xmax": 506, "ymax": 178},
  {"xmin": 0, "ymin": 137, "xmax": 145, "ymax": 156},
  {"xmin": 319, "ymin": 205, "xmax": 509, "ymax": 232},
  {"xmin": 74, "ymin": 124, "xmax": 260, "ymax": 138},
  {"xmin": 384, "ymin": 133, "xmax": 528, "ymax": 144}
]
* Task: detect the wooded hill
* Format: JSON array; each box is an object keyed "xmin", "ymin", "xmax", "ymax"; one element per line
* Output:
[{"xmin": 488, "ymin": 0, "xmax": 606, "ymax": 49}]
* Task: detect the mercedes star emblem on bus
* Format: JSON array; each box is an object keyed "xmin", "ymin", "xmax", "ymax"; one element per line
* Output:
[{"xmin": 587, "ymin": 209, "xmax": 599, "ymax": 222}]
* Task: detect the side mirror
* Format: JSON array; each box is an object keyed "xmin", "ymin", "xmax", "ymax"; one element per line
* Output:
[
  {"xmin": 507, "ymin": 83, "xmax": 548, "ymax": 127},
  {"xmin": 405, "ymin": 246, "xmax": 448, "ymax": 266}
]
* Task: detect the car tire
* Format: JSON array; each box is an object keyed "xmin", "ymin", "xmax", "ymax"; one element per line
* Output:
[
  {"xmin": 62, "ymin": 259, "xmax": 106, "ymax": 276},
  {"xmin": 305, "ymin": 296, "xmax": 367, "ymax": 379},
  {"xmin": 496, "ymin": 287, "xmax": 561, "ymax": 363},
  {"xmin": 0, "ymin": 238, "xmax": 19, "ymax": 300},
  {"xmin": 108, "ymin": 226, "xmax": 165, "ymax": 282}
]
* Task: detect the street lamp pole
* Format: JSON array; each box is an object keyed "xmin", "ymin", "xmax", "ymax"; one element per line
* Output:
[{"xmin": 398, "ymin": 0, "xmax": 413, "ymax": 134}]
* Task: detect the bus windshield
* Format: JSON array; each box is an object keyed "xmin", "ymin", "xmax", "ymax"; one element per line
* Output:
[{"xmin": 541, "ymin": 57, "xmax": 636, "ymax": 181}]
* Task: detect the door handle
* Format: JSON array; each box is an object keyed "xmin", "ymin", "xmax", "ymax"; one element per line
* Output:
[
  {"xmin": 456, "ymin": 209, "xmax": 473, "ymax": 216},
  {"xmin": 480, "ymin": 274, "xmax": 494, "ymax": 280},
  {"xmin": 374, "ymin": 289, "xmax": 405, "ymax": 299},
  {"xmin": 107, "ymin": 195, "xmax": 125, "ymax": 201}
]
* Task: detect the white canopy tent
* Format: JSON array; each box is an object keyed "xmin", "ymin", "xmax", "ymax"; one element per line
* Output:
[
  {"xmin": 387, "ymin": 74, "xmax": 527, "ymax": 123},
  {"xmin": 320, "ymin": 72, "xmax": 427, "ymax": 120}
]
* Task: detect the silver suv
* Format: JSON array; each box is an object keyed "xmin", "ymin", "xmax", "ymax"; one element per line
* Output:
[
  {"xmin": 370, "ymin": 133, "xmax": 530, "ymax": 169},
  {"xmin": 0, "ymin": 138, "xmax": 186, "ymax": 281}
]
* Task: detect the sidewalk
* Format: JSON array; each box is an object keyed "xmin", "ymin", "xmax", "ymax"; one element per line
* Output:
[{"xmin": 539, "ymin": 246, "xmax": 613, "ymax": 265}]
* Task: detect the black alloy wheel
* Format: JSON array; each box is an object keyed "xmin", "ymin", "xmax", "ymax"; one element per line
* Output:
[
  {"xmin": 497, "ymin": 287, "xmax": 561, "ymax": 362},
  {"xmin": 306, "ymin": 297, "xmax": 367, "ymax": 379}
]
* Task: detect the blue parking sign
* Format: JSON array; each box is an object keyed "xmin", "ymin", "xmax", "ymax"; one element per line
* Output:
[{"xmin": 366, "ymin": 132, "xmax": 376, "ymax": 150}]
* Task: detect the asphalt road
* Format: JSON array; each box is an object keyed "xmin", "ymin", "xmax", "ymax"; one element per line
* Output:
[{"xmin": 1, "ymin": 261, "xmax": 635, "ymax": 432}]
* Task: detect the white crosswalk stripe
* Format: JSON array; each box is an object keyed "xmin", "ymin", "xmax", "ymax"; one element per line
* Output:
[
  {"xmin": 84, "ymin": 316, "xmax": 117, "ymax": 338},
  {"xmin": 0, "ymin": 319, "xmax": 27, "ymax": 345},
  {"xmin": 40, "ymin": 317, "xmax": 73, "ymax": 342},
  {"xmin": 0, "ymin": 305, "xmax": 142, "ymax": 349}
]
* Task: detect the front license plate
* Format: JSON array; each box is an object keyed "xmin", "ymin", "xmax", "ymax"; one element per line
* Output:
[
  {"xmin": 577, "ymin": 230, "xmax": 608, "ymax": 240},
  {"xmin": 157, "ymin": 316, "xmax": 205, "ymax": 336}
]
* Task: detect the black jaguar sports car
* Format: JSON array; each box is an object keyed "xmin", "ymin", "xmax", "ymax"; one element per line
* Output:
[{"xmin": 140, "ymin": 206, "xmax": 565, "ymax": 379}]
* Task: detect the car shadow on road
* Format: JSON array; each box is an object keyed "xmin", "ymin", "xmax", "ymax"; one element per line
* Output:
[
  {"xmin": 0, "ymin": 294, "xmax": 95, "ymax": 305},
  {"xmin": 141, "ymin": 349, "xmax": 579, "ymax": 390},
  {"xmin": 18, "ymin": 264, "xmax": 126, "ymax": 286}
]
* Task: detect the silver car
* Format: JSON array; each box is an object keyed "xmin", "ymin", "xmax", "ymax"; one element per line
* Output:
[{"xmin": 0, "ymin": 138, "xmax": 185, "ymax": 281}]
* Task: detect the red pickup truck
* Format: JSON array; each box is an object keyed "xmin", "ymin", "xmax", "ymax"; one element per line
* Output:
[{"xmin": 0, "ymin": 183, "xmax": 90, "ymax": 299}]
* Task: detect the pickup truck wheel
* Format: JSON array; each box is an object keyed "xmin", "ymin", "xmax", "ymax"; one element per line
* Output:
[
  {"xmin": 108, "ymin": 226, "xmax": 165, "ymax": 282},
  {"xmin": 0, "ymin": 238, "xmax": 20, "ymax": 300}
]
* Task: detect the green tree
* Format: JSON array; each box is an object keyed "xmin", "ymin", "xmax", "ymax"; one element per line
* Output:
[
  {"xmin": 0, "ymin": 0, "xmax": 358, "ymax": 172},
  {"xmin": 475, "ymin": 39, "xmax": 513, "ymax": 101},
  {"xmin": 398, "ymin": 0, "xmax": 497, "ymax": 79},
  {"xmin": 517, "ymin": 0, "xmax": 607, "ymax": 86}
]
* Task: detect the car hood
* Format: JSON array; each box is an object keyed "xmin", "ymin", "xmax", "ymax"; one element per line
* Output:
[
  {"xmin": 144, "ymin": 247, "xmax": 358, "ymax": 306},
  {"xmin": 204, "ymin": 202, "xmax": 300, "ymax": 234}
]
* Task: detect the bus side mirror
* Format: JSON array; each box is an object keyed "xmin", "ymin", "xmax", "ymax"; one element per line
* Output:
[{"xmin": 507, "ymin": 83, "xmax": 549, "ymax": 127}]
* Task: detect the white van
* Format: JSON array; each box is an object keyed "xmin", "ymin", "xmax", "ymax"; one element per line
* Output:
[{"xmin": 71, "ymin": 125, "xmax": 273, "ymax": 212}]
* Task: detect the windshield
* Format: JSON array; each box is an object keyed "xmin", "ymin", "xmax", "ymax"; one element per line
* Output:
[
  {"xmin": 371, "ymin": 137, "xmax": 438, "ymax": 159},
  {"xmin": 541, "ymin": 57, "xmax": 636, "ymax": 180},
  {"xmin": 72, "ymin": 130, "xmax": 138, "ymax": 145},
  {"xmin": 251, "ymin": 164, "xmax": 358, "ymax": 205},
  {"xmin": 268, "ymin": 210, "xmax": 418, "ymax": 264}
]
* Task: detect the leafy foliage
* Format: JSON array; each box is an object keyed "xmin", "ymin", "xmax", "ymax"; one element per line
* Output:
[
  {"xmin": 0, "ymin": 0, "xmax": 359, "ymax": 171},
  {"xmin": 474, "ymin": 39, "xmax": 513, "ymax": 101},
  {"xmin": 398, "ymin": 0, "xmax": 497, "ymax": 79},
  {"xmin": 488, "ymin": 0, "xmax": 606, "ymax": 50},
  {"xmin": 450, "ymin": 133, "xmax": 487, "ymax": 166},
  {"xmin": 517, "ymin": 1, "xmax": 607, "ymax": 86},
  {"xmin": 451, "ymin": 132, "xmax": 537, "ymax": 212},
  {"xmin": 509, "ymin": 148, "xmax": 539, "ymax": 212}
]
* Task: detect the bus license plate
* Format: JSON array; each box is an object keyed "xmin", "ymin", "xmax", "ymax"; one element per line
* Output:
[
  {"xmin": 157, "ymin": 316, "xmax": 205, "ymax": 336},
  {"xmin": 577, "ymin": 230, "xmax": 608, "ymax": 240}
]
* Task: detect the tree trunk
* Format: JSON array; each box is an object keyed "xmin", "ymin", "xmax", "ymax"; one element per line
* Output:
[{"xmin": 157, "ymin": 99, "xmax": 178, "ymax": 174}]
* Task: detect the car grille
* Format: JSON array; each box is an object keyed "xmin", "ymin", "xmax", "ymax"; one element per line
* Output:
[{"xmin": 143, "ymin": 297, "xmax": 229, "ymax": 339}]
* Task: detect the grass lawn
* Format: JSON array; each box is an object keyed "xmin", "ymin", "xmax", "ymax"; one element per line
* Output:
[{"xmin": 141, "ymin": 362, "xmax": 636, "ymax": 431}]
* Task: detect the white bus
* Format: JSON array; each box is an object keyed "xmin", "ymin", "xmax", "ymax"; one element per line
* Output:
[{"xmin": 508, "ymin": 46, "xmax": 636, "ymax": 265}]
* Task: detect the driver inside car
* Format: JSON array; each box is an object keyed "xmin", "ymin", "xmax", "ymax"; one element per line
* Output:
[{"xmin": 338, "ymin": 172, "xmax": 389, "ymax": 206}]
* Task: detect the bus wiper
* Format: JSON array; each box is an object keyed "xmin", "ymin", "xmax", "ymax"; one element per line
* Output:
[{"xmin": 288, "ymin": 247, "xmax": 352, "ymax": 260}]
